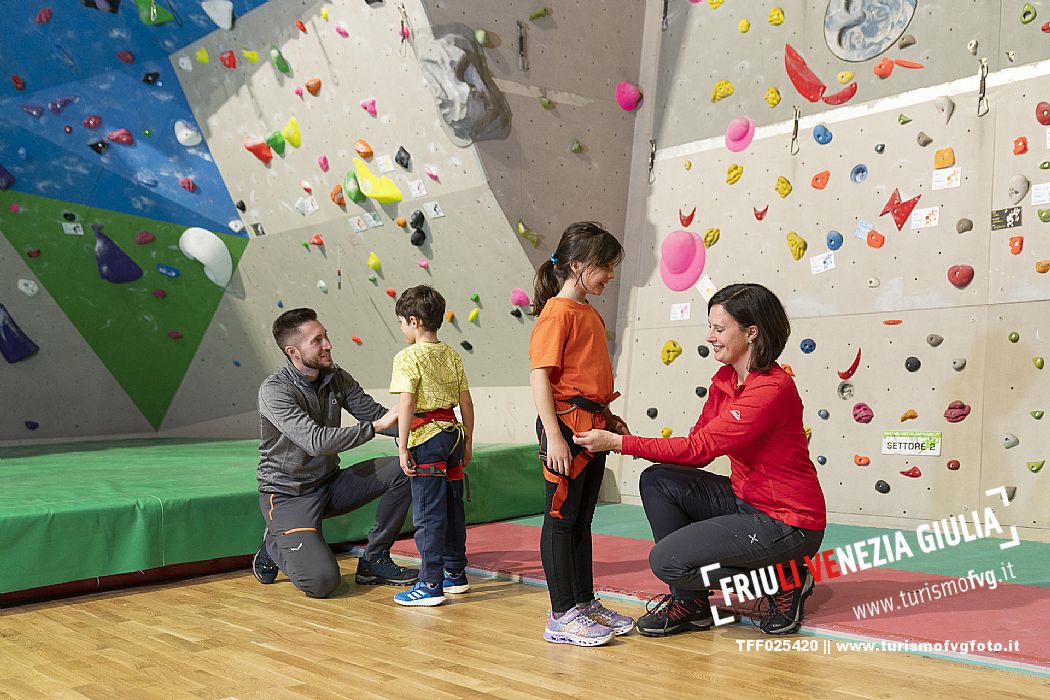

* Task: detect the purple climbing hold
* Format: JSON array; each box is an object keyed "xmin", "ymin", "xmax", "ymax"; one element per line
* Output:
[
  {"xmin": 48, "ymin": 96, "xmax": 76, "ymax": 115},
  {"xmin": 25, "ymin": 420, "xmax": 40, "ymax": 430},
  {"xmin": 0, "ymin": 304, "xmax": 40, "ymax": 363},
  {"xmin": 21, "ymin": 104, "xmax": 45, "ymax": 118},
  {"xmin": 0, "ymin": 163, "xmax": 14, "ymax": 190},
  {"xmin": 93, "ymin": 223, "xmax": 143, "ymax": 284}
]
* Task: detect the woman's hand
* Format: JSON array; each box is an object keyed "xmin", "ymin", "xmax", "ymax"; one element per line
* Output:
[
  {"xmin": 573, "ymin": 429, "xmax": 621, "ymax": 453},
  {"xmin": 544, "ymin": 434, "xmax": 573, "ymax": 475}
]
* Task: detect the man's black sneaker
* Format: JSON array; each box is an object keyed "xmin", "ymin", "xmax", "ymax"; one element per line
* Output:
[
  {"xmin": 637, "ymin": 593, "xmax": 714, "ymax": 637},
  {"xmin": 252, "ymin": 533, "xmax": 279, "ymax": 585},
  {"xmin": 760, "ymin": 569, "xmax": 814, "ymax": 635},
  {"xmin": 354, "ymin": 553, "xmax": 419, "ymax": 586}
]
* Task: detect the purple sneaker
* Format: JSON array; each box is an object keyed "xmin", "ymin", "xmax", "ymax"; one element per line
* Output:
[
  {"xmin": 544, "ymin": 607, "xmax": 614, "ymax": 646},
  {"xmin": 580, "ymin": 598, "xmax": 635, "ymax": 635}
]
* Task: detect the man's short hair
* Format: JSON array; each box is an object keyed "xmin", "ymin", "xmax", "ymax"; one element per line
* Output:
[
  {"xmin": 272, "ymin": 308, "xmax": 317, "ymax": 354},
  {"xmin": 395, "ymin": 285, "xmax": 445, "ymax": 331}
]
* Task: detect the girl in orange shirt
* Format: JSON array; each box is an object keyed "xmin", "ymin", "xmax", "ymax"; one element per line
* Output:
[{"xmin": 529, "ymin": 221, "xmax": 632, "ymax": 646}]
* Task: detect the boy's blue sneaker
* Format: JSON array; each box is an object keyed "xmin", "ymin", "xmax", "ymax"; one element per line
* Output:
[
  {"xmin": 394, "ymin": 581, "xmax": 445, "ymax": 607},
  {"xmin": 442, "ymin": 570, "xmax": 470, "ymax": 594}
]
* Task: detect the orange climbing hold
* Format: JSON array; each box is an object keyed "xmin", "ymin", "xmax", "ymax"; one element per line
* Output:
[
  {"xmin": 295, "ymin": 19, "xmax": 307, "ymax": 33},
  {"xmin": 395, "ymin": 216, "xmax": 407, "ymax": 228},
  {"xmin": 867, "ymin": 230, "xmax": 886, "ymax": 248},
  {"xmin": 1037, "ymin": 260, "xmax": 1050, "ymax": 273},
  {"xmin": 352, "ymin": 335, "xmax": 363, "ymax": 345},
  {"xmin": 1009, "ymin": 235, "xmax": 1024, "ymax": 255},
  {"xmin": 1014, "ymin": 137, "xmax": 1028, "ymax": 155},
  {"xmin": 354, "ymin": 139, "xmax": 373, "ymax": 158},
  {"xmin": 780, "ymin": 363, "xmax": 794, "ymax": 377},
  {"xmin": 900, "ymin": 409, "xmax": 918, "ymax": 421},
  {"xmin": 854, "ymin": 455, "xmax": 871, "ymax": 466},
  {"xmin": 893, "ymin": 58, "xmax": 924, "ymax": 69},
  {"xmin": 446, "ymin": 310, "xmax": 455, "ymax": 322},
  {"xmin": 330, "ymin": 184, "xmax": 345, "ymax": 206},
  {"xmin": 882, "ymin": 319, "xmax": 903, "ymax": 325},
  {"xmin": 305, "ymin": 78, "xmax": 321, "ymax": 96},
  {"xmin": 874, "ymin": 58, "xmax": 894, "ymax": 78},
  {"xmin": 810, "ymin": 170, "xmax": 830, "ymax": 189},
  {"xmin": 309, "ymin": 233, "xmax": 324, "ymax": 246}
]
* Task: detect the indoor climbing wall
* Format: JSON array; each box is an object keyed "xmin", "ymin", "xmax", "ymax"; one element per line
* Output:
[
  {"xmin": 1, "ymin": 1, "xmax": 643, "ymax": 443},
  {"xmin": 615, "ymin": 0, "xmax": 1049, "ymax": 535}
]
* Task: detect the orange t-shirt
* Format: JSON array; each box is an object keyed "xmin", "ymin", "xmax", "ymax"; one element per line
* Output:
[{"xmin": 529, "ymin": 296, "xmax": 614, "ymax": 404}]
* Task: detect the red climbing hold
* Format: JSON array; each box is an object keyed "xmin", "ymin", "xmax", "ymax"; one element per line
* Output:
[
  {"xmin": 309, "ymin": 233, "xmax": 324, "ymax": 246},
  {"xmin": 179, "ymin": 177, "xmax": 197, "ymax": 192},
  {"xmin": 83, "ymin": 115, "xmax": 101, "ymax": 129},
  {"xmin": 944, "ymin": 400, "xmax": 971, "ymax": 423},
  {"xmin": 893, "ymin": 58, "xmax": 925, "ymax": 69},
  {"xmin": 899, "ymin": 466, "xmax": 921, "ymax": 478},
  {"xmin": 1014, "ymin": 136, "xmax": 1028, "ymax": 155},
  {"xmin": 754, "ymin": 205, "xmax": 769, "ymax": 221},
  {"xmin": 152, "ymin": 289, "xmax": 167, "ymax": 299},
  {"xmin": 947, "ymin": 264, "xmax": 974, "ymax": 289},
  {"xmin": 116, "ymin": 50, "xmax": 134, "ymax": 64},
  {"xmin": 107, "ymin": 128, "xmax": 134, "ymax": 145},
  {"xmin": 244, "ymin": 138, "xmax": 273, "ymax": 164},
  {"xmin": 26, "ymin": 248, "xmax": 42, "ymax": 258},
  {"xmin": 352, "ymin": 335, "xmax": 364, "ymax": 345},
  {"xmin": 386, "ymin": 288, "xmax": 397, "ymax": 298},
  {"xmin": 168, "ymin": 330, "xmax": 183, "ymax": 339},
  {"xmin": 296, "ymin": 19, "xmax": 307, "ymax": 33},
  {"xmin": 679, "ymin": 207, "xmax": 696, "ymax": 227},
  {"xmin": 822, "ymin": 82, "xmax": 857, "ymax": 106},
  {"xmin": 784, "ymin": 44, "xmax": 827, "ymax": 102},
  {"xmin": 874, "ymin": 58, "xmax": 894, "ymax": 78},
  {"xmin": 220, "ymin": 50, "xmax": 237, "ymax": 69},
  {"xmin": 1038, "ymin": 101, "xmax": 1050, "ymax": 126},
  {"xmin": 134, "ymin": 230, "xmax": 156, "ymax": 245},
  {"xmin": 837, "ymin": 348, "xmax": 862, "ymax": 380},
  {"xmin": 946, "ymin": 459, "xmax": 961, "ymax": 471},
  {"xmin": 880, "ymin": 188, "xmax": 920, "ymax": 232},
  {"xmin": 35, "ymin": 8, "xmax": 53, "ymax": 24},
  {"xmin": 12, "ymin": 75, "xmax": 25, "ymax": 91}
]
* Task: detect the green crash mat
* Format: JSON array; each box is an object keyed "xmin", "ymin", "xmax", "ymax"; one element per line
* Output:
[{"xmin": 0, "ymin": 439, "xmax": 543, "ymax": 593}]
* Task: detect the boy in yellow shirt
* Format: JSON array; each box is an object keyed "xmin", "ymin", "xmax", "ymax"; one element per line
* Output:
[{"xmin": 390, "ymin": 285, "xmax": 474, "ymax": 606}]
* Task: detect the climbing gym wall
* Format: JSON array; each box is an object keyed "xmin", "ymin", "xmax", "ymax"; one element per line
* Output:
[
  {"xmin": 612, "ymin": 0, "xmax": 1050, "ymax": 537},
  {"xmin": 0, "ymin": 1, "xmax": 643, "ymax": 443}
]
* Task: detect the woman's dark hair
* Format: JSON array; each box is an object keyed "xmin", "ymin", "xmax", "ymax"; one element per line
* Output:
[
  {"xmin": 272, "ymin": 307, "xmax": 317, "ymax": 354},
  {"xmin": 708, "ymin": 283, "xmax": 790, "ymax": 373},
  {"xmin": 395, "ymin": 284, "xmax": 445, "ymax": 331},
  {"xmin": 532, "ymin": 222, "xmax": 624, "ymax": 316}
]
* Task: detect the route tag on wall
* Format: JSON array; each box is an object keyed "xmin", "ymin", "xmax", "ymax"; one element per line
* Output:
[
  {"xmin": 882, "ymin": 431, "xmax": 941, "ymax": 456},
  {"xmin": 670, "ymin": 302, "xmax": 690, "ymax": 321}
]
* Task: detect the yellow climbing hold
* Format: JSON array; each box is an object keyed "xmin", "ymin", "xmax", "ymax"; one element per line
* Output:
[
  {"xmin": 1035, "ymin": 357, "xmax": 1045, "ymax": 370},
  {"xmin": 787, "ymin": 231, "xmax": 807, "ymax": 260},
  {"xmin": 739, "ymin": 19, "xmax": 750, "ymax": 33},
  {"xmin": 709, "ymin": 0, "xmax": 725, "ymax": 8},
  {"xmin": 241, "ymin": 49, "xmax": 259, "ymax": 63},
  {"xmin": 683, "ymin": 160, "xmax": 692, "ymax": 171},
  {"xmin": 764, "ymin": 86, "xmax": 781, "ymax": 108},
  {"xmin": 353, "ymin": 157, "xmax": 403, "ymax": 204},
  {"xmin": 468, "ymin": 308, "xmax": 479, "ymax": 322},
  {"xmin": 195, "ymin": 47, "xmax": 210, "ymax": 64},
  {"xmin": 1029, "ymin": 460, "xmax": 1045, "ymax": 473},
  {"xmin": 282, "ymin": 117, "xmax": 301, "ymax": 148},
  {"xmin": 703, "ymin": 227, "xmax": 720, "ymax": 248},
  {"xmin": 769, "ymin": 7, "xmax": 785, "ymax": 25},
  {"xmin": 661, "ymin": 339, "xmax": 683, "ymax": 365},
  {"xmin": 838, "ymin": 71, "xmax": 855, "ymax": 84},
  {"xmin": 711, "ymin": 79, "xmax": 734, "ymax": 103},
  {"xmin": 726, "ymin": 164, "xmax": 743, "ymax": 184},
  {"xmin": 900, "ymin": 409, "xmax": 918, "ymax": 421},
  {"xmin": 775, "ymin": 175, "xmax": 793, "ymax": 198},
  {"xmin": 660, "ymin": 427, "xmax": 673, "ymax": 438},
  {"xmin": 321, "ymin": 7, "xmax": 329, "ymax": 20},
  {"xmin": 367, "ymin": 251, "xmax": 381, "ymax": 271},
  {"xmin": 804, "ymin": 426, "xmax": 812, "ymax": 443}
]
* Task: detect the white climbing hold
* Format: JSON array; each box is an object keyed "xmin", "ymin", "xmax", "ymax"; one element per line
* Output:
[
  {"xmin": 17, "ymin": 279, "xmax": 39, "ymax": 297},
  {"xmin": 179, "ymin": 227, "xmax": 233, "ymax": 288},
  {"xmin": 201, "ymin": 0, "xmax": 234, "ymax": 30},
  {"xmin": 174, "ymin": 119, "xmax": 202, "ymax": 147}
]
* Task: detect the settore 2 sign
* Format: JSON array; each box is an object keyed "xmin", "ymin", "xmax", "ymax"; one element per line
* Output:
[{"xmin": 882, "ymin": 431, "xmax": 942, "ymax": 456}]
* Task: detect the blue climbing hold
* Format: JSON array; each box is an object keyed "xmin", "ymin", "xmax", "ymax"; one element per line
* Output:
[
  {"xmin": 818, "ymin": 409, "xmax": 829, "ymax": 420},
  {"xmin": 233, "ymin": 360, "xmax": 242, "ymax": 367},
  {"xmin": 816, "ymin": 455, "xmax": 827, "ymax": 465},
  {"xmin": 25, "ymin": 420, "xmax": 39, "ymax": 430},
  {"xmin": 800, "ymin": 338, "xmax": 816, "ymax": 354},
  {"xmin": 0, "ymin": 303, "xmax": 40, "ymax": 363},
  {"xmin": 94, "ymin": 224, "xmax": 143, "ymax": 284},
  {"xmin": 277, "ymin": 300, "xmax": 284, "ymax": 308},
  {"xmin": 156, "ymin": 263, "xmax": 181, "ymax": 278},
  {"xmin": 813, "ymin": 124, "xmax": 833, "ymax": 145},
  {"xmin": 850, "ymin": 164, "xmax": 868, "ymax": 183},
  {"xmin": 826, "ymin": 230, "xmax": 843, "ymax": 250}
]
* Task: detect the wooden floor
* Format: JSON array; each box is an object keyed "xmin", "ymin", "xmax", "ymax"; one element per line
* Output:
[{"xmin": 1, "ymin": 556, "xmax": 1047, "ymax": 699}]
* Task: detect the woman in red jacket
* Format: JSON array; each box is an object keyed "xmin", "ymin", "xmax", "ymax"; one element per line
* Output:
[{"xmin": 574, "ymin": 283, "xmax": 826, "ymax": 636}]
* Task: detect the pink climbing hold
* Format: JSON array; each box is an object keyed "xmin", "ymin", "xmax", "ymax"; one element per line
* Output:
[
  {"xmin": 425, "ymin": 166, "xmax": 439, "ymax": 181},
  {"xmin": 510, "ymin": 287, "xmax": 530, "ymax": 306},
  {"xmin": 418, "ymin": 258, "xmax": 429, "ymax": 269},
  {"xmin": 35, "ymin": 8, "xmax": 53, "ymax": 24},
  {"xmin": 318, "ymin": 155, "xmax": 329, "ymax": 172},
  {"xmin": 615, "ymin": 81, "xmax": 643, "ymax": 111},
  {"xmin": 361, "ymin": 97, "xmax": 378, "ymax": 116},
  {"xmin": 83, "ymin": 115, "xmax": 101, "ymax": 129},
  {"xmin": 134, "ymin": 230, "xmax": 156, "ymax": 245},
  {"xmin": 107, "ymin": 128, "xmax": 134, "ymax": 145},
  {"xmin": 152, "ymin": 289, "xmax": 167, "ymax": 299},
  {"xmin": 9, "ymin": 203, "xmax": 22, "ymax": 214},
  {"xmin": 724, "ymin": 116, "xmax": 756, "ymax": 153},
  {"xmin": 179, "ymin": 177, "xmax": 197, "ymax": 193},
  {"xmin": 944, "ymin": 400, "xmax": 971, "ymax": 423},
  {"xmin": 168, "ymin": 330, "xmax": 183, "ymax": 339},
  {"xmin": 294, "ymin": 86, "xmax": 304, "ymax": 97},
  {"xmin": 335, "ymin": 24, "xmax": 349, "ymax": 38},
  {"xmin": 852, "ymin": 402, "xmax": 874, "ymax": 423},
  {"xmin": 116, "ymin": 50, "xmax": 134, "ymax": 64}
]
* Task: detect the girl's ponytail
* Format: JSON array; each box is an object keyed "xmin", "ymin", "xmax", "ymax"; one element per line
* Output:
[{"xmin": 532, "ymin": 255, "xmax": 562, "ymax": 317}]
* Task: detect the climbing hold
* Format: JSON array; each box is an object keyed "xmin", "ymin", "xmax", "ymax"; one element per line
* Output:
[
  {"xmin": 1032, "ymin": 410, "xmax": 1044, "ymax": 419},
  {"xmin": 946, "ymin": 459, "xmax": 961, "ymax": 471},
  {"xmin": 174, "ymin": 120, "xmax": 202, "ymax": 147},
  {"xmin": 466, "ymin": 308, "xmax": 479, "ymax": 323},
  {"xmin": 711, "ymin": 80, "xmax": 735, "ymax": 103},
  {"xmin": 192, "ymin": 47, "xmax": 210, "ymax": 65},
  {"xmin": 726, "ymin": 164, "xmax": 744, "ymax": 184},
  {"xmin": 814, "ymin": 455, "xmax": 826, "ymax": 466},
  {"xmin": 394, "ymin": 216, "xmax": 408, "ymax": 228},
  {"xmin": 875, "ymin": 480, "xmax": 890, "ymax": 494},
  {"xmin": 905, "ymin": 356, "xmax": 921, "ymax": 372},
  {"xmin": 784, "ymin": 43, "xmax": 826, "ymax": 102},
  {"xmin": 135, "ymin": 231, "xmax": 155, "ymax": 245},
  {"xmin": 354, "ymin": 158, "xmax": 403, "ymax": 203},
  {"xmin": 826, "ymin": 230, "xmax": 843, "ymax": 250},
  {"xmin": 511, "ymin": 288, "xmax": 530, "ymax": 307},
  {"xmin": 855, "ymin": 454, "xmax": 871, "ymax": 466},
  {"xmin": 1002, "ymin": 433, "xmax": 1020, "ymax": 449},
  {"xmin": 460, "ymin": 340, "xmax": 473, "ymax": 352},
  {"xmin": 17, "ymin": 279, "xmax": 39, "ymax": 297},
  {"xmin": 916, "ymin": 132, "xmax": 933, "ymax": 147},
  {"xmin": 22, "ymin": 104, "xmax": 44, "ymax": 118},
  {"xmin": 343, "ymin": 171, "xmax": 365, "ymax": 203},
  {"xmin": 767, "ymin": 6, "xmax": 785, "ymax": 24},
  {"xmin": 661, "ymin": 340, "xmax": 683, "ymax": 365},
  {"xmin": 218, "ymin": 50, "xmax": 237, "ymax": 69},
  {"xmin": 1008, "ymin": 174, "xmax": 1030, "ymax": 205},
  {"xmin": 817, "ymin": 409, "xmax": 829, "ymax": 420},
  {"xmin": 317, "ymin": 155, "xmax": 329, "ymax": 173},
  {"xmin": 244, "ymin": 139, "xmax": 273, "ymax": 165},
  {"xmin": 837, "ymin": 71, "xmax": 855, "ymax": 84},
  {"xmin": 764, "ymin": 87, "xmax": 781, "ymax": 108},
  {"xmin": 799, "ymin": 338, "xmax": 816, "ymax": 354},
  {"xmin": 180, "ymin": 227, "xmax": 233, "ymax": 288},
  {"xmin": 679, "ymin": 207, "xmax": 696, "ymax": 228},
  {"xmin": 93, "ymin": 223, "xmax": 142, "ymax": 284},
  {"xmin": 898, "ymin": 114, "xmax": 911, "ymax": 125},
  {"xmin": 697, "ymin": 345, "xmax": 710, "ymax": 358},
  {"xmin": 754, "ymin": 205, "xmax": 769, "ymax": 221},
  {"xmin": 511, "ymin": 308, "xmax": 523, "ymax": 318},
  {"xmin": 1022, "ymin": 2, "xmax": 1037, "ymax": 23},
  {"xmin": 117, "ymin": 50, "xmax": 136, "ymax": 64},
  {"xmin": 1014, "ymin": 137, "xmax": 1029, "ymax": 155},
  {"xmin": 329, "ymin": 185, "xmax": 345, "ymax": 207},
  {"xmin": 781, "ymin": 364, "xmax": 794, "ymax": 377},
  {"xmin": 1006, "ymin": 50, "xmax": 1017, "ymax": 62},
  {"xmin": 1037, "ymin": 102, "xmax": 1050, "ymax": 126},
  {"xmin": 260, "ymin": 131, "xmax": 285, "ymax": 157},
  {"xmin": 881, "ymin": 188, "xmax": 921, "ymax": 231},
  {"xmin": 106, "ymin": 128, "xmax": 134, "ymax": 146},
  {"xmin": 774, "ymin": 176, "xmax": 792, "ymax": 198},
  {"xmin": 367, "ymin": 252, "xmax": 381, "ymax": 271},
  {"xmin": 1039, "ymin": 209, "xmax": 1050, "ymax": 222},
  {"xmin": 1009, "ymin": 236, "xmax": 1024, "ymax": 255},
  {"xmin": 947, "ymin": 264, "xmax": 974, "ymax": 289},
  {"xmin": 874, "ymin": 58, "xmax": 894, "ymax": 78},
  {"xmin": 11, "ymin": 75, "xmax": 25, "ymax": 91},
  {"xmin": 926, "ymin": 334, "xmax": 944, "ymax": 347},
  {"xmin": 0, "ymin": 304, "xmax": 39, "ymax": 364},
  {"xmin": 894, "ymin": 59, "xmax": 924, "ymax": 69},
  {"xmin": 156, "ymin": 264, "xmax": 180, "ymax": 278},
  {"xmin": 537, "ymin": 95, "xmax": 556, "ymax": 110},
  {"xmin": 615, "ymin": 81, "xmax": 643, "ymax": 112},
  {"xmin": 812, "ymin": 124, "xmax": 833, "ymax": 145},
  {"xmin": 1038, "ymin": 260, "xmax": 1050, "ymax": 273},
  {"xmin": 1009, "ymin": 331, "xmax": 1020, "ymax": 343},
  {"xmin": 900, "ymin": 467, "xmax": 921, "ymax": 478},
  {"xmin": 48, "ymin": 97, "xmax": 75, "ymax": 115},
  {"xmin": 933, "ymin": 96, "xmax": 955, "ymax": 125},
  {"xmin": 179, "ymin": 177, "xmax": 197, "ymax": 193},
  {"xmin": 850, "ymin": 164, "xmax": 868, "ymax": 184},
  {"xmin": 529, "ymin": 6, "xmax": 552, "ymax": 20},
  {"xmin": 739, "ymin": 19, "xmax": 750, "ymax": 32},
  {"xmin": 823, "ymin": 85, "xmax": 858, "ymax": 106},
  {"xmin": 683, "ymin": 161, "xmax": 692, "ymax": 171},
  {"xmin": 696, "ymin": 386, "xmax": 708, "ymax": 398},
  {"xmin": 725, "ymin": 116, "xmax": 755, "ymax": 152},
  {"xmin": 786, "ymin": 232, "xmax": 808, "ymax": 261},
  {"xmin": 853, "ymin": 402, "xmax": 874, "ymax": 423},
  {"xmin": 1035, "ymin": 357, "xmax": 1045, "ymax": 370},
  {"xmin": 386, "ymin": 288, "xmax": 397, "ymax": 299},
  {"xmin": 303, "ymin": 78, "xmax": 321, "ymax": 96},
  {"xmin": 900, "ymin": 409, "xmax": 918, "ymax": 422},
  {"xmin": 943, "ymin": 400, "xmax": 971, "ymax": 423},
  {"xmin": 201, "ymin": 0, "xmax": 234, "ymax": 29},
  {"xmin": 167, "ymin": 330, "xmax": 184, "ymax": 340},
  {"xmin": 883, "ymin": 320, "xmax": 902, "ymax": 326},
  {"xmin": 811, "ymin": 170, "xmax": 830, "ymax": 190},
  {"xmin": 566, "ymin": 138, "xmax": 584, "ymax": 154},
  {"xmin": 838, "ymin": 348, "xmax": 862, "ymax": 381},
  {"xmin": 81, "ymin": 115, "xmax": 102, "ymax": 130},
  {"xmin": 866, "ymin": 230, "xmax": 885, "ymax": 249},
  {"xmin": 35, "ymin": 7, "xmax": 52, "ymax": 24},
  {"xmin": 702, "ymin": 227, "xmax": 720, "ymax": 248},
  {"xmin": 956, "ymin": 218, "xmax": 973, "ymax": 234},
  {"xmin": 151, "ymin": 289, "xmax": 166, "ymax": 299},
  {"xmin": 646, "ymin": 407, "xmax": 658, "ymax": 419},
  {"xmin": 952, "ymin": 358, "xmax": 967, "ymax": 372},
  {"xmin": 270, "ymin": 46, "xmax": 290, "ymax": 74},
  {"xmin": 294, "ymin": 18, "xmax": 307, "ymax": 33},
  {"xmin": 874, "ymin": 143, "xmax": 885, "ymax": 154},
  {"xmin": 354, "ymin": 139, "xmax": 374, "ymax": 158},
  {"xmin": 282, "ymin": 117, "xmax": 301, "ymax": 148},
  {"xmin": 308, "ymin": 233, "xmax": 324, "ymax": 247},
  {"xmin": 1029, "ymin": 460, "xmax": 1046, "ymax": 473},
  {"xmin": 409, "ymin": 230, "xmax": 425, "ymax": 246},
  {"xmin": 395, "ymin": 146, "xmax": 412, "ymax": 169},
  {"xmin": 0, "ymin": 165, "xmax": 15, "ymax": 191},
  {"xmin": 142, "ymin": 71, "xmax": 160, "ymax": 85},
  {"xmin": 899, "ymin": 33, "xmax": 916, "ymax": 49}
]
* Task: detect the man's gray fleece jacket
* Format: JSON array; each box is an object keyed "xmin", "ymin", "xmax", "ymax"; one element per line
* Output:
[{"xmin": 257, "ymin": 362, "xmax": 393, "ymax": 496}]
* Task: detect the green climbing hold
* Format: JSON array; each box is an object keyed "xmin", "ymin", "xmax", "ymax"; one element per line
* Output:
[
  {"xmin": 343, "ymin": 171, "xmax": 366, "ymax": 203},
  {"xmin": 475, "ymin": 29, "xmax": 491, "ymax": 47},
  {"xmin": 529, "ymin": 6, "xmax": 552, "ymax": 21},
  {"xmin": 369, "ymin": 274, "xmax": 377, "ymax": 284},
  {"xmin": 898, "ymin": 114, "xmax": 912, "ymax": 125},
  {"xmin": 571, "ymin": 138, "xmax": 584, "ymax": 154},
  {"xmin": 1032, "ymin": 410, "xmax": 1045, "ymax": 419},
  {"xmin": 1028, "ymin": 460, "xmax": 1045, "ymax": 473},
  {"xmin": 143, "ymin": 129, "xmax": 153, "ymax": 136},
  {"xmin": 136, "ymin": 0, "xmax": 175, "ymax": 25},
  {"xmin": 471, "ymin": 292, "xmax": 481, "ymax": 303},
  {"xmin": 270, "ymin": 46, "xmax": 291, "ymax": 75},
  {"xmin": 1040, "ymin": 209, "xmax": 1050, "ymax": 223},
  {"xmin": 1041, "ymin": 161, "xmax": 1050, "ymax": 170},
  {"xmin": 539, "ymin": 95, "xmax": 554, "ymax": 110},
  {"xmin": 1009, "ymin": 331, "xmax": 1020, "ymax": 343},
  {"xmin": 1035, "ymin": 356, "xmax": 1045, "ymax": 370},
  {"xmin": 1022, "ymin": 2, "xmax": 1037, "ymax": 24},
  {"xmin": 265, "ymin": 130, "xmax": 286, "ymax": 155}
]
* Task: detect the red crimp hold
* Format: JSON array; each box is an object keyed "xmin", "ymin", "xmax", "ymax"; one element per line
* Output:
[
  {"xmin": 880, "ymin": 188, "xmax": 921, "ymax": 232},
  {"xmin": 899, "ymin": 466, "xmax": 921, "ymax": 478},
  {"xmin": 679, "ymin": 207, "xmax": 696, "ymax": 228},
  {"xmin": 179, "ymin": 177, "xmax": 197, "ymax": 192},
  {"xmin": 822, "ymin": 82, "xmax": 857, "ymax": 105},
  {"xmin": 35, "ymin": 8, "xmax": 53, "ymax": 24},
  {"xmin": 83, "ymin": 114, "xmax": 101, "ymax": 129},
  {"xmin": 838, "ymin": 347, "xmax": 862, "ymax": 380},
  {"xmin": 12, "ymin": 75, "xmax": 26, "ymax": 91},
  {"xmin": 116, "ymin": 50, "xmax": 134, "ymax": 64},
  {"xmin": 784, "ymin": 44, "xmax": 827, "ymax": 102},
  {"xmin": 754, "ymin": 205, "xmax": 769, "ymax": 221}
]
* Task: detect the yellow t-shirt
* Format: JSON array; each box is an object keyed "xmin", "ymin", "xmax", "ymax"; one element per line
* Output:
[{"xmin": 389, "ymin": 341, "xmax": 469, "ymax": 448}]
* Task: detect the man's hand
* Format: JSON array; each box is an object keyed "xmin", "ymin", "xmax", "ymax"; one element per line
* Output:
[
  {"xmin": 543, "ymin": 434, "xmax": 572, "ymax": 475},
  {"xmin": 399, "ymin": 449, "xmax": 416, "ymax": 476},
  {"xmin": 573, "ymin": 429, "xmax": 621, "ymax": 453},
  {"xmin": 373, "ymin": 409, "xmax": 397, "ymax": 435}
]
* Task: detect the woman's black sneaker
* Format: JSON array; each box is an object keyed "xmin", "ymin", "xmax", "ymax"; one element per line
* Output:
[
  {"xmin": 760, "ymin": 569, "xmax": 814, "ymax": 634},
  {"xmin": 637, "ymin": 593, "xmax": 714, "ymax": 637}
]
